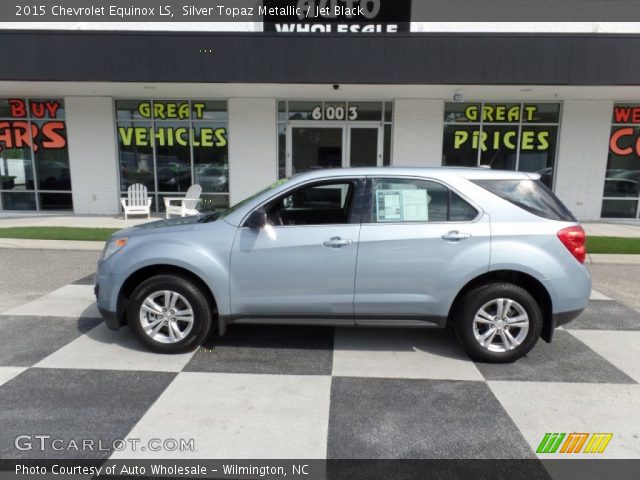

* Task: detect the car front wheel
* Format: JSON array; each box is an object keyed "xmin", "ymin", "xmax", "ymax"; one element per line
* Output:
[
  {"xmin": 454, "ymin": 283, "xmax": 542, "ymax": 363},
  {"xmin": 128, "ymin": 274, "xmax": 213, "ymax": 353}
]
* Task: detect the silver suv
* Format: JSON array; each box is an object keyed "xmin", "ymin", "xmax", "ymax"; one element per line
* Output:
[{"xmin": 95, "ymin": 167, "xmax": 591, "ymax": 362}]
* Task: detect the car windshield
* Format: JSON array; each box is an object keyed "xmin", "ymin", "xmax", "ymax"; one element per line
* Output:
[{"xmin": 219, "ymin": 177, "xmax": 292, "ymax": 218}]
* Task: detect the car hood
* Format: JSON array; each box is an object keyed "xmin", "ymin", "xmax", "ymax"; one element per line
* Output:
[{"xmin": 111, "ymin": 213, "xmax": 220, "ymax": 239}]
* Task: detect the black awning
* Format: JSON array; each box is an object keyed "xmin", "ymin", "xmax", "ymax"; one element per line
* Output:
[{"xmin": 1, "ymin": 30, "xmax": 639, "ymax": 85}]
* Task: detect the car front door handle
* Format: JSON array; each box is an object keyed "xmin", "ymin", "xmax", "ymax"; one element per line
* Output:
[
  {"xmin": 323, "ymin": 237, "xmax": 353, "ymax": 248},
  {"xmin": 441, "ymin": 230, "xmax": 472, "ymax": 241}
]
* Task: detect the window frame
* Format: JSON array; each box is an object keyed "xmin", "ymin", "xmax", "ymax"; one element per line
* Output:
[
  {"xmin": 362, "ymin": 176, "xmax": 482, "ymax": 225},
  {"xmin": 241, "ymin": 176, "xmax": 366, "ymax": 228}
]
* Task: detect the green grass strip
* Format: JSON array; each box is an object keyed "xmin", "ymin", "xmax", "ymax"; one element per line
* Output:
[
  {"xmin": 0, "ymin": 226, "xmax": 119, "ymax": 242},
  {"xmin": 587, "ymin": 236, "xmax": 640, "ymax": 254}
]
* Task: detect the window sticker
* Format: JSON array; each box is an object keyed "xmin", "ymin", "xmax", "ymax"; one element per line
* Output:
[
  {"xmin": 376, "ymin": 189, "xmax": 430, "ymax": 222},
  {"xmin": 402, "ymin": 189, "xmax": 429, "ymax": 221},
  {"xmin": 376, "ymin": 190, "xmax": 402, "ymax": 221}
]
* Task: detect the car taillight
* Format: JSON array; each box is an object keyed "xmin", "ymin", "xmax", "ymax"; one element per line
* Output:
[{"xmin": 557, "ymin": 226, "xmax": 587, "ymax": 263}]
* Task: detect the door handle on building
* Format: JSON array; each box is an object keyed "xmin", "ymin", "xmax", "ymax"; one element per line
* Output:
[
  {"xmin": 323, "ymin": 237, "xmax": 353, "ymax": 248},
  {"xmin": 441, "ymin": 231, "xmax": 472, "ymax": 241}
]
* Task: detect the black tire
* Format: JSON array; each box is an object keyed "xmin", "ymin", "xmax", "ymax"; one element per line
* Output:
[
  {"xmin": 127, "ymin": 274, "xmax": 214, "ymax": 354},
  {"xmin": 453, "ymin": 283, "xmax": 542, "ymax": 363}
]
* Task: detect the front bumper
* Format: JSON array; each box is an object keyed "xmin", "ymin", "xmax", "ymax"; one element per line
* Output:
[
  {"xmin": 94, "ymin": 259, "xmax": 126, "ymax": 330},
  {"xmin": 98, "ymin": 305, "xmax": 121, "ymax": 330}
]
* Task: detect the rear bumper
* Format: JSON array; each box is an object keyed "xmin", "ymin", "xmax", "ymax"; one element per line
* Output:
[{"xmin": 542, "ymin": 307, "xmax": 585, "ymax": 343}]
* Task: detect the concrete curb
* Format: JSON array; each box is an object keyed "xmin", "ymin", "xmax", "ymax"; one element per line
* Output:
[
  {"xmin": 587, "ymin": 253, "xmax": 640, "ymax": 265},
  {"xmin": 0, "ymin": 238, "xmax": 104, "ymax": 251}
]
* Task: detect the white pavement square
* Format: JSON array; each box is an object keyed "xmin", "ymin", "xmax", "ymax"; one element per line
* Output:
[
  {"xmin": 111, "ymin": 372, "xmax": 332, "ymax": 459},
  {"xmin": 2, "ymin": 284, "xmax": 99, "ymax": 318},
  {"xmin": 35, "ymin": 324, "xmax": 196, "ymax": 373},
  {"xmin": 568, "ymin": 330, "xmax": 640, "ymax": 384},
  {"xmin": 488, "ymin": 381, "xmax": 640, "ymax": 459},
  {"xmin": 332, "ymin": 328, "xmax": 484, "ymax": 381},
  {"xmin": 0, "ymin": 367, "xmax": 27, "ymax": 387},
  {"xmin": 590, "ymin": 289, "xmax": 613, "ymax": 301}
]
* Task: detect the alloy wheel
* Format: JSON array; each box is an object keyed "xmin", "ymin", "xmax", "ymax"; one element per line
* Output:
[
  {"xmin": 472, "ymin": 298, "xmax": 530, "ymax": 353},
  {"xmin": 139, "ymin": 290, "xmax": 195, "ymax": 344}
]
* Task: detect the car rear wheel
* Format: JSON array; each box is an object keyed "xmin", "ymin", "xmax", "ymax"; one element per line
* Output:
[
  {"xmin": 454, "ymin": 283, "xmax": 542, "ymax": 363},
  {"xmin": 128, "ymin": 274, "xmax": 213, "ymax": 353}
]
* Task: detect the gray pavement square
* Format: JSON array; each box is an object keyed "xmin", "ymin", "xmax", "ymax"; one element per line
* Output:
[
  {"xmin": 72, "ymin": 274, "xmax": 95, "ymax": 285},
  {"xmin": 327, "ymin": 377, "xmax": 536, "ymax": 459},
  {"xmin": 475, "ymin": 330, "xmax": 637, "ymax": 384},
  {"xmin": 184, "ymin": 324, "xmax": 334, "ymax": 375},
  {"xmin": 564, "ymin": 301, "xmax": 640, "ymax": 330},
  {"xmin": 0, "ymin": 315, "xmax": 101, "ymax": 367},
  {"xmin": 0, "ymin": 368, "xmax": 176, "ymax": 459}
]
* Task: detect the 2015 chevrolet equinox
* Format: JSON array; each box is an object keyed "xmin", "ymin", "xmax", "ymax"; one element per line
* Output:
[{"xmin": 95, "ymin": 168, "xmax": 591, "ymax": 363}]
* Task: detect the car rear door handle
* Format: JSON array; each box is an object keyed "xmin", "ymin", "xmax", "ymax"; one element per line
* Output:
[
  {"xmin": 323, "ymin": 237, "xmax": 353, "ymax": 248},
  {"xmin": 441, "ymin": 230, "xmax": 472, "ymax": 241}
]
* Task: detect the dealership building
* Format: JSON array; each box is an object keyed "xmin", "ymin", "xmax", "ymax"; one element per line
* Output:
[{"xmin": 2, "ymin": 18, "xmax": 640, "ymax": 220}]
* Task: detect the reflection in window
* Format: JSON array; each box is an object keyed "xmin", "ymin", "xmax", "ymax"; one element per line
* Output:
[
  {"xmin": 0, "ymin": 147, "xmax": 34, "ymax": 190},
  {"xmin": 154, "ymin": 122, "xmax": 192, "ymax": 193},
  {"xmin": 193, "ymin": 123, "xmax": 228, "ymax": 193},
  {"xmin": 118, "ymin": 121, "xmax": 154, "ymax": 192}
]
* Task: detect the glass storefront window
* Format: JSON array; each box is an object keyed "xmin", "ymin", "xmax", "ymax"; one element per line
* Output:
[
  {"xmin": 117, "ymin": 121, "xmax": 155, "ymax": 191},
  {"xmin": 602, "ymin": 104, "xmax": 640, "ymax": 218},
  {"xmin": 442, "ymin": 102, "xmax": 561, "ymax": 189},
  {"xmin": 0, "ymin": 98, "xmax": 71, "ymax": 211},
  {"xmin": 277, "ymin": 100, "xmax": 393, "ymax": 178},
  {"xmin": 348, "ymin": 102, "xmax": 383, "ymax": 121},
  {"xmin": 2, "ymin": 191, "xmax": 36, "ymax": 210},
  {"xmin": 115, "ymin": 100, "xmax": 229, "ymax": 212}
]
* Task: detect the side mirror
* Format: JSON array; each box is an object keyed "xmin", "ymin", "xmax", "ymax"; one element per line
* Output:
[{"xmin": 246, "ymin": 209, "xmax": 267, "ymax": 229}]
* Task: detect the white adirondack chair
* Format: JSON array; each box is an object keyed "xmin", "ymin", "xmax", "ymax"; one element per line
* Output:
[
  {"xmin": 163, "ymin": 184, "xmax": 202, "ymax": 219},
  {"xmin": 120, "ymin": 183, "xmax": 152, "ymax": 220}
]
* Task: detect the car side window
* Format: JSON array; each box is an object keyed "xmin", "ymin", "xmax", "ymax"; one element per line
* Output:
[
  {"xmin": 265, "ymin": 180, "xmax": 356, "ymax": 226},
  {"xmin": 371, "ymin": 178, "xmax": 477, "ymax": 223}
]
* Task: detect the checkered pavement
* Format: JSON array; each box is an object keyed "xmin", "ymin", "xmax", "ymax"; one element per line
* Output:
[{"xmin": 0, "ymin": 274, "xmax": 639, "ymax": 461}]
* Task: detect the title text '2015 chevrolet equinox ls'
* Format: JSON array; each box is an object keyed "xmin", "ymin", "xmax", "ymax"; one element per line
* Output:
[{"xmin": 95, "ymin": 167, "xmax": 591, "ymax": 363}]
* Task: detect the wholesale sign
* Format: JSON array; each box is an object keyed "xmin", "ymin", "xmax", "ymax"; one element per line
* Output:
[
  {"xmin": 0, "ymin": 99, "xmax": 66, "ymax": 151},
  {"xmin": 263, "ymin": 0, "xmax": 411, "ymax": 33}
]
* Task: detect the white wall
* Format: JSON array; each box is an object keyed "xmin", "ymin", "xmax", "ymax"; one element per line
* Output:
[
  {"xmin": 227, "ymin": 98, "xmax": 277, "ymax": 204},
  {"xmin": 554, "ymin": 100, "xmax": 613, "ymax": 221},
  {"xmin": 392, "ymin": 99, "xmax": 444, "ymax": 166},
  {"xmin": 65, "ymin": 96, "xmax": 120, "ymax": 214}
]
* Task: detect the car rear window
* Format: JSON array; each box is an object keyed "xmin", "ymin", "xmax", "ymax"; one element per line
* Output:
[{"xmin": 473, "ymin": 179, "xmax": 576, "ymax": 222}]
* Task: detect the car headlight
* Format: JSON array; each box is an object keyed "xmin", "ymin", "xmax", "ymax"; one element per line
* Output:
[{"xmin": 102, "ymin": 237, "xmax": 128, "ymax": 260}]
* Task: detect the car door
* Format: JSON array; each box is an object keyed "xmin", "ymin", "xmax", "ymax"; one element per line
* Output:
[
  {"xmin": 354, "ymin": 176, "xmax": 490, "ymax": 326},
  {"xmin": 230, "ymin": 177, "xmax": 364, "ymax": 322}
]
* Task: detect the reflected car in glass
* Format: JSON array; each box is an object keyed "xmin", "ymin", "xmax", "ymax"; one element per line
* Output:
[{"xmin": 95, "ymin": 167, "xmax": 591, "ymax": 363}]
